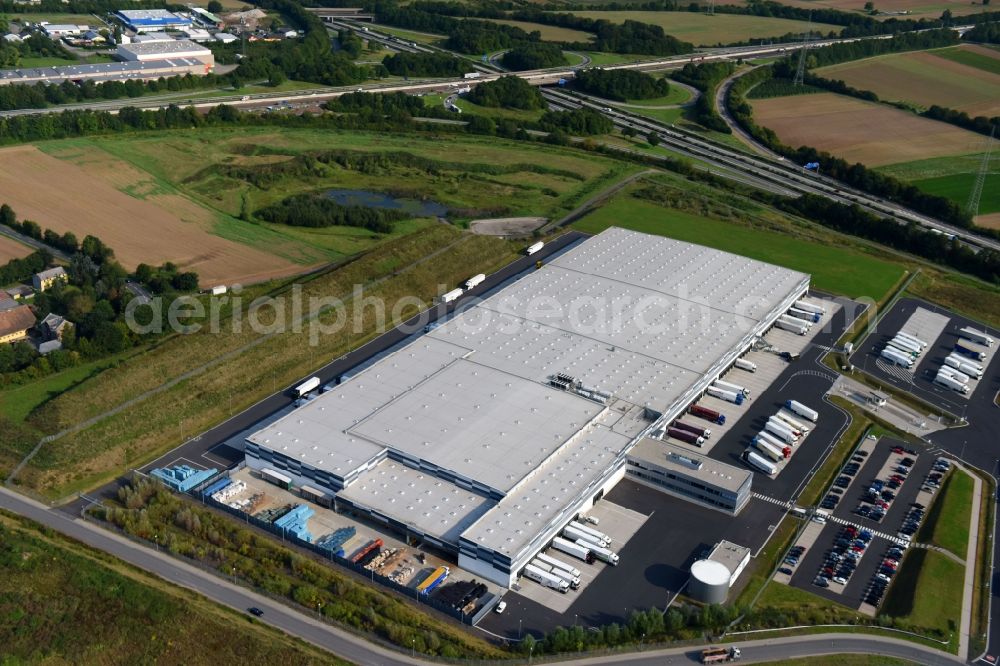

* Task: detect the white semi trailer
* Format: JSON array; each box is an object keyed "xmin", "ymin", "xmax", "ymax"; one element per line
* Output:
[{"xmin": 523, "ymin": 564, "xmax": 569, "ymax": 592}]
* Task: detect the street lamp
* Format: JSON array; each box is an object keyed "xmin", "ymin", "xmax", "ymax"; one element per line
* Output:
[
  {"xmin": 411, "ymin": 638, "xmax": 415, "ymax": 657},
  {"xmin": 640, "ymin": 633, "xmax": 645, "ymax": 651},
  {"xmin": 154, "ymin": 533, "xmax": 158, "ymax": 552},
  {"xmin": 518, "ymin": 618, "xmax": 522, "ymax": 640}
]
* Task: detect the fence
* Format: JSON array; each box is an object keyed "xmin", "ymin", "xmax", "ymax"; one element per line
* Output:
[{"xmin": 187, "ymin": 469, "xmax": 488, "ymax": 625}]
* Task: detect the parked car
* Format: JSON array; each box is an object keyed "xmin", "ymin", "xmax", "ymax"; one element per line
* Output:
[{"xmin": 833, "ymin": 576, "xmax": 848, "ymax": 585}]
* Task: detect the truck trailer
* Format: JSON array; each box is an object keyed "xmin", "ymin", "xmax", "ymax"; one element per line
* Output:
[
  {"xmin": 768, "ymin": 415, "xmax": 802, "ymax": 438},
  {"xmin": 701, "ymin": 646, "xmax": 742, "ymax": 663},
  {"xmin": 438, "ymin": 288, "xmax": 463, "ymax": 304},
  {"xmin": 960, "ymin": 327, "xmax": 994, "ymax": 347},
  {"xmin": 745, "ymin": 450, "xmax": 777, "ymax": 475},
  {"xmin": 774, "ymin": 411, "xmax": 810, "ymax": 434},
  {"xmin": 551, "ymin": 536, "xmax": 595, "ymax": 563},
  {"xmin": 754, "ymin": 437, "xmax": 789, "ymax": 462},
  {"xmin": 543, "ymin": 564, "xmax": 581, "ymax": 589},
  {"xmin": 881, "ymin": 347, "xmax": 914, "ymax": 367},
  {"xmin": 785, "ymin": 400, "xmax": 819, "ymax": 422},
  {"xmin": 293, "ymin": 376, "xmax": 321, "ymax": 398},
  {"xmin": 955, "ymin": 340, "xmax": 988, "ymax": 361},
  {"xmin": 938, "ymin": 366, "xmax": 970, "ymax": 384},
  {"xmin": 536, "ymin": 552, "xmax": 581, "ymax": 578},
  {"xmin": 569, "ymin": 521, "xmax": 612, "ymax": 545},
  {"xmin": 896, "ymin": 331, "xmax": 928, "ymax": 349},
  {"xmin": 779, "ymin": 314, "xmax": 812, "ymax": 330},
  {"xmin": 673, "ymin": 420, "xmax": 711, "ymax": 439},
  {"xmin": 775, "ymin": 318, "xmax": 807, "ymax": 336},
  {"xmin": 754, "ymin": 430, "xmax": 787, "ymax": 451},
  {"xmin": 667, "ymin": 426, "xmax": 705, "ymax": 447},
  {"xmin": 526, "ymin": 241, "xmax": 544, "ymax": 255},
  {"xmin": 707, "ymin": 386, "xmax": 745, "ymax": 405},
  {"xmin": 889, "ymin": 336, "xmax": 922, "ymax": 356},
  {"xmin": 944, "ymin": 356, "xmax": 983, "ymax": 378},
  {"xmin": 416, "ymin": 566, "xmax": 450, "ymax": 595},
  {"xmin": 788, "ymin": 307, "xmax": 821, "ymax": 323},
  {"xmin": 885, "ymin": 341, "xmax": 918, "ymax": 359},
  {"xmin": 581, "ymin": 541, "xmax": 620, "ymax": 565},
  {"xmin": 794, "ymin": 299, "xmax": 825, "ymax": 315},
  {"xmin": 690, "ymin": 405, "xmax": 726, "ymax": 425},
  {"xmin": 714, "ymin": 379, "xmax": 750, "ymax": 398},
  {"xmin": 563, "ymin": 525, "xmax": 608, "ymax": 549},
  {"xmin": 464, "ymin": 273, "xmax": 486, "ymax": 290},
  {"xmin": 765, "ymin": 420, "xmax": 798, "ymax": 444},
  {"xmin": 523, "ymin": 564, "xmax": 569, "ymax": 592},
  {"xmin": 934, "ymin": 373, "xmax": 970, "ymax": 394},
  {"xmin": 734, "ymin": 358, "xmax": 757, "ymax": 373}
]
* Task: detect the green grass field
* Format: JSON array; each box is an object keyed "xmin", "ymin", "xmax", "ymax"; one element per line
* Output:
[
  {"xmin": 486, "ymin": 18, "xmax": 595, "ymax": 42},
  {"xmin": 911, "ymin": 173, "xmax": 1000, "ymax": 216},
  {"xmin": 367, "ymin": 23, "xmax": 445, "ymax": 45},
  {"xmin": 15, "ymin": 56, "xmax": 76, "ymax": 68},
  {"xmin": 559, "ymin": 11, "xmax": 842, "ymax": 46},
  {"xmin": 619, "ymin": 85, "xmax": 693, "ymax": 107},
  {"xmin": 0, "ymin": 509, "xmax": 346, "ymax": 664},
  {"xmin": 877, "ymin": 153, "xmax": 1000, "ymax": 216},
  {"xmin": 574, "ymin": 193, "xmax": 904, "ymax": 299},
  {"xmin": 917, "ymin": 469, "xmax": 975, "ymax": 558},
  {"xmin": 933, "ymin": 46, "xmax": 1000, "ymax": 76},
  {"xmin": 881, "ymin": 548, "xmax": 964, "ymax": 644}
]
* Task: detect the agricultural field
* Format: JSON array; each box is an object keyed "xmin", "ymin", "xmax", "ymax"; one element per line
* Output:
[
  {"xmin": 0, "ymin": 235, "xmax": 33, "ymax": 263},
  {"xmin": 742, "ymin": 0, "xmax": 985, "ymax": 19},
  {"xmin": 558, "ymin": 11, "xmax": 842, "ymax": 46},
  {"xmin": 0, "ymin": 510, "xmax": 346, "ymax": 665},
  {"xmin": 0, "ymin": 145, "xmax": 304, "ymax": 286},
  {"xmin": 486, "ymin": 18, "xmax": 595, "ymax": 42},
  {"xmin": 750, "ymin": 92, "xmax": 985, "ymax": 166},
  {"xmin": 815, "ymin": 45, "xmax": 1000, "ymax": 117}
]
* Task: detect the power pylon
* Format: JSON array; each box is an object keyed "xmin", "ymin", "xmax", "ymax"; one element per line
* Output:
[
  {"xmin": 793, "ymin": 17, "xmax": 813, "ymax": 86},
  {"xmin": 966, "ymin": 125, "xmax": 996, "ymax": 217}
]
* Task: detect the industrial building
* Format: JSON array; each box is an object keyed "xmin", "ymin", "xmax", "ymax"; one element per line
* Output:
[
  {"xmin": 688, "ymin": 540, "xmax": 751, "ymax": 603},
  {"xmin": 116, "ymin": 40, "xmax": 214, "ymax": 67},
  {"xmin": 0, "ymin": 58, "xmax": 211, "ymax": 86},
  {"xmin": 245, "ymin": 227, "xmax": 810, "ymax": 587},
  {"xmin": 114, "ymin": 9, "xmax": 192, "ymax": 32}
]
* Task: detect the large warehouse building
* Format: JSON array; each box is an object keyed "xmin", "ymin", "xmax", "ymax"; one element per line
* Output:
[
  {"xmin": 117, "ymin": 40, "xmax": 214, "ymax": 67},
  {"xmin": 245, "ymin": 227, "xmax": 810, "ymax": 586},
  {"xmin": 114, "ymin": 9, "xmax": 192, "ymax": 32}
]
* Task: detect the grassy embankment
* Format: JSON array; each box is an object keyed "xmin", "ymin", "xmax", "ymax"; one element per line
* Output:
[
  {"xmin": 0, "ymin": 509, "xmax": 348, "ymax": 665},
  {"xmin": 916, "ymin": 468, "xmax": 975, "ymax": 558}
]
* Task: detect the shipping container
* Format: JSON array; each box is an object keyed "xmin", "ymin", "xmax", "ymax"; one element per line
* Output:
[{"xmin": 417, "ymin": 566, "xmax": 450, "ymax": 595}]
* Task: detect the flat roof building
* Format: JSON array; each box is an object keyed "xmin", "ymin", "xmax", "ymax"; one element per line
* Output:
[
  {"xmin": 246, "ymin": 227, "xmax": 809, "ymax": 586},
  {"xmin": 0, "ymin": 58, "xmax": 211, "ymax": 86},
  {"xmin": 114, "ymin": 9, "xmax": 192, "ymax": 32},
  {"xmin": 117, "ymin": 40, "xmax": 213, "ymax": 66}
]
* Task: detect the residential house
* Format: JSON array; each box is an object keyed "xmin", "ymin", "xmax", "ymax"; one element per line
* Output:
[
  {"xmin": 32, "ymin": 266, "xmax": 67, "ymax": 292},
  {"xmin": 0, "ymin": 305, "xmax": 36, "ymax": 344}
]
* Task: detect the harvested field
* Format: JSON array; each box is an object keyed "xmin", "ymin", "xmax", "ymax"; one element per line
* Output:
[
  {"xmin": 816, "ymin": 46, "xmax": 1000, "ymax": 117},
  {"xmin": 562, "ymin": 11, "xmax": 841, "ymax": 45},
  {"xmin": 470, "ymin": 217, "xmax": 547, "ymax": 236},
  {"xmin": 485, "ymin": 19, "xmax": 594, "ymax": 42},
  {"xmin": 0, "ymin": 145, "xmax": 305, "ymax": 286},
  {"xmin": 753, "ymin": 0, "xmax": 984, "ymax": 19},
  {"xmin": 0, "ymin": 235, "xmax": 33, "ymax": 264},
  {"xmin": 751, "ymin": 92, "xmax": 983, "ymax": 166},
  {"xmin": 977, "ymin": 213, "xmax": 1000, "ymax": 230}
]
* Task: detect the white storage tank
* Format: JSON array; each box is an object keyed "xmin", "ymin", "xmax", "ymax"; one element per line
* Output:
[{"xmin": 689, "ymin": 559, "xmax": 731, "ymax": 604}]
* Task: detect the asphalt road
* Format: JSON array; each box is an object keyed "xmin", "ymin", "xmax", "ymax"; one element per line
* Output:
[{"xmin": 0, "ymin": 485, "xmax": 966, "ymax": 665}]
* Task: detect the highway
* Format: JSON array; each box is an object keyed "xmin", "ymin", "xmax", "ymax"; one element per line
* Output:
[{"xmin": 0, "ymin": 483, "xmax": 966, "ymax": 665}]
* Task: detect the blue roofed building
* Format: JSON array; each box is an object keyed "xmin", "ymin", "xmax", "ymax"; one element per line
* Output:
[{"xmin": 115, "ymin": 9, "xmax": 192, "ymax": 32}]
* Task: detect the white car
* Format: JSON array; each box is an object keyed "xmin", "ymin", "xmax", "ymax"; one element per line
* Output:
[
  {"xmin": 833, "ymin": 576, "xmax": 848, "ymax": 585},
  {"xmin": 495, "ymin": 600, "xmax": 507, "ymax": 614}
]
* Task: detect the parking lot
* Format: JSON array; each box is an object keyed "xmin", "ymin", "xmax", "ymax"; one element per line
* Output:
[
  {"xmin": 851, "ymin": 297, "xmax": 999, "ymax": 414},
  {"xmin": 783, "ymin": 437, "xmax": 950, "ymax": 611}
]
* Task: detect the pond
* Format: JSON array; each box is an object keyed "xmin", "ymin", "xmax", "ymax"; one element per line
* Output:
[{"xmin": 325, "ymin": 189, "xmax": 448, "ymax": 217}]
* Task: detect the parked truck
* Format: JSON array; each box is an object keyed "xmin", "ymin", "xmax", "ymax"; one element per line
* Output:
[
  {"xmin": 667, "ymin": 427, "xmax": 705, "ymax": 447},
  {"xmin": 701, "ymin": 646, "xmax": 741, "ymax": 663},
  {"xmin": 745, "ymin": 450, "xmax": 777, "ymax": 475},
  {"xmin": 690, "ymin": 405, "xmax": 726, "ymax": 425},
  {"xmin": 788, "ymin": 307, "xmax": 821, "ymax": 323},
  {"xmin": 563, "ymin": 525, "xmax": 608, "ymax": 549},
  {"xmin": 896, "ymin": 331, "xmax": 928, "ymax": 349},
  {"xmin": 707, "ymin": 386, "xmax": 744, "ymax": 405},
  {"xmin": 714, "ymin": 379, "xmax": 750, "ymax": 398},
  {"xmin": 765, "ymin": 420, "xmax": 798, "ymax": 445},
  {"xmin": 463, "ymin": 72, "xmax": 481, "ymax": 79},
  {"xmin": 775, "ymin": 318, "xmax": 807, "ymax": 335},
  {"xmin": 944, "ymin": 356, "xmax": 983, "ymax": 378},
  {"xmin": 754, "ymin": 437, "xmax": 789, "ymax": 462},
  {"xmin": 464, "ymin": 273, "xmax": 486, "ymax": 290},
  {"xmin": 438, "ymin": 288, "xmax": 463, "ymax": 304},
  {"xmin": 794, "ymin": 299, "xmax": 825, "ymax": 315},
  {"xmin": 768, "ymin": 415, "xmax": 802, "ymax": 438},
  {"xmin": 543, "ymin": 564, "xmax": 580, "ymax": 589},
  {"xmin": 523, "ymin": 564, "xmax": 569, "ymax": 593},
  {"xmin": 955, "ymin": 340, "xmax": 988, "ymax": 361},
  {"xmin": 293, "ymin": 376, "xmax": 321, "ymax": 398},
  {"xmin": 673, "ymin": 420, "xmax": 711, "ymax": 439},
  {"xmin": 416, "ymin": 566, "xmax": 450, "ymax": 595},
  {"xmin": 779, "ymin": 314, "xmax": 812, "ymax": 330},
  {"xmin": 552, "ymin": 536, "xmax": 595, "ymax": 563},
  {"xmin": 570, "ymin": 521, "xmax": 612, "ymax": 545},
  {"xmin": 889, "ymin": 336, "xmax": 922, "ymax": 356},
  {"xmin": 785, "ymin": 400, "xmax": 819, "ymax": 422},
  {"xmin": 934, "ymin": 373, "xmax": 970, "ymax": 394},
  {"xmin": 881, "ymin": 347, "xmax": 914, "ymax": 368},
  {"xmin": 526, "ymin": 241, "xmax": 544, "ymax": 255},
  {"xmin": 581, "ymin": 541, "xmax": 619, "ymax": 566},
  {"xmin": 754, "ymin": 430, "xmax": 787, "ymax": 451},
  {"xmin": 960, "ymin": 327, "xmax": 994, "ymax": 347},
  {"xmin": 885, "ymin": 341, "xmax": 918, "ymax": 359},
  {"xmin": 734, "ymin": 358, "xmax": 757, "ymax": 373},
  {"xmin": 536, "ymin": 552, "xmax": 582, "ymax": 578},
  {"xmin": 774, "ymin": 411, "xmax": 810, "ymax": 434},
  {"xmin": 938, "ymin": 366, "xmax": 970, "ymax": 384}
]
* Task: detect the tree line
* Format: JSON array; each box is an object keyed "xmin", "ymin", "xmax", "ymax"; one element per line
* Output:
[
  {"xmin": 539, "ymin": 107, "xmax": 614, "ymax": 135},
  {"xmin": 671, "ymin": 61, "xmax": 734, "ymax": 132},
  {"xmin": 965, "ymin": 21, "xmax": 1000, "ymax": 43},
  {"xmin": 501, "ymin": 42, "xmax": 568, "ymax": 70},
  {"xmin": 0, "ymin": 32, "xmax": 73, "ymax": 69},
  {"xmin": 382, "ymin": 52, "xmax": 474, "ymax": 77},
  {"xmin": 466, "ymin": 76, "xmax": 546, "ymax": 109},
  {"xmin": 0, "ymin": 249, "xmax": 51, "ymax": 289},
  {"xmin": 573, "ymin": 68, "xmax": 669, "ymax": 101},
  {"xmin": 256, "ymin": 194, "xmax": 409, "ymax": 233}
]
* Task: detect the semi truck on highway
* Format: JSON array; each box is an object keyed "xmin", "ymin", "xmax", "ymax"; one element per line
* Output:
[
  {"xmin": 744, "ymin": 450, "xmax": 777, "ymax": 475},
  {"xmin": 551, "ymin": 536, "xmax": 595, "ymax": 563},
  {"xmin": 786, "ymin": 400, "xmax": 819, "ymax": 422}
]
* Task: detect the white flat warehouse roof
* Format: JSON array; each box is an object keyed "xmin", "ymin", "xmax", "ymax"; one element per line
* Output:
[{"xmin": 247, "ymin": 227, "xmax": 808, "ymax": 560}]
